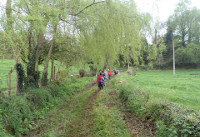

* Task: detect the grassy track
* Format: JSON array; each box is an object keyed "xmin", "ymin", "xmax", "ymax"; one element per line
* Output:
[
  {"xmin": 117, "ymin": 69, "xmax": 200, "ymax": 112},
  {"xmin": 26, "ymin": 86, "xmax": 97, "ymax": 137},
  {"xmin": 24, "ymin": 77, "xmax": 154, "ymax": 137},
  {"xmin": 93, "ymin": 88, "xmax": 130, "ymax": 137},
  {"xmin": 93, "ymin": 86, "xmax": 154, "ymax": 137}
]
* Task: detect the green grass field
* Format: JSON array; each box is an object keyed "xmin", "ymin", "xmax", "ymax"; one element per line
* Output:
[
  {"xmin": 0, "ymin": 60, "xmax": 16, "ymax": 90},
  {"xmin": 0, "ymin": 60, "xmax": 61, "ymax": 90},
  {"xmin": 0, "ymin": 60, "xmax": 91, "ymax": 91},
  {"xmin": 118, "ymin": 69, "xmax": 200, "ymax": 112}
]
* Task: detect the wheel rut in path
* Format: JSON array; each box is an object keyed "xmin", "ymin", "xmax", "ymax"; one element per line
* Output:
[
  {"xmin": 107, "ymin": 88, "xmax": 155, "ymax": 137},
  {"xmin": 78, "ymin": 88, "xmax": 100, "ymax": 137}
]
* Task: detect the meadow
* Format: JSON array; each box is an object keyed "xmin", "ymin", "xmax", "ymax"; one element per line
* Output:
[
  {"xmin": 118, "ymin": 69, "xmax": 200, "ymax": 112},
  {"xmin": 0, "ymin": 59, "xmax": 91, "ymax": 91},
  {"xmin": 0, "ymin": 60, "xmax": 16, "ymax": 90},
  {"xmin": 0, "ymin": 60, "xmax": 61, "ymax": 91}
]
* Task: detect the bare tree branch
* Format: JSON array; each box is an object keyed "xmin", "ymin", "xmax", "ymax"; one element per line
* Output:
[{"xmin": 74, "ymin": 1, "xmax": 105, "ymax": 16}]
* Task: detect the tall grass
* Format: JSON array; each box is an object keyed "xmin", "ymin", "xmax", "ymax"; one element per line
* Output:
[
  {"xmin": 111, "ymin": 70, "xmax": 200, "ymax": 137},
  {"xmin": 121, "ymin": 69, "xmax": 200, "ymax": 111}
]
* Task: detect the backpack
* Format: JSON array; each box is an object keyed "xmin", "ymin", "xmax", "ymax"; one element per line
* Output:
[{"xmin": 101, "ymin": 77, "xmax": 104, "ymax": 85}]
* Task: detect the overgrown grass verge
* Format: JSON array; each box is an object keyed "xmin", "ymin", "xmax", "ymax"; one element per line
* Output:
[
  {"xmin": 93, "ymin": 88, "xmax": 130, "ymax": 137},
  {"xmin": 0, "ymin": 77, "xmax": 94, "ymax": 136},
  {"xmin": 110, "ymin": 73, "xmax": 200, "ymax": 137}
]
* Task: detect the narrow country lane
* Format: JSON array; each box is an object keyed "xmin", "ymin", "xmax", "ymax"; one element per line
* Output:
[{"xmin": 25, "ymin": 80, "xmax": 154, "ymax": 137}]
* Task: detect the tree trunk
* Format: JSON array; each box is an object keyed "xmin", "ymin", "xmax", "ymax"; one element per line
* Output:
[
  {"xmin": 56, "ymin": 62, "xmax": 62, "ymax": 80},
  {"xmin": 41, "ymin": 25, "xmax": 57, "ymax": 86},
  {"xmin": 128, "ymin": 61, "xmax": 129, "ymax": 70},
  {"xmin": 6, "ymin": 0, "xmax": 13, "ymax": 96},
  {"xmin": 6, "ymin": 0, "xmax": 20, "ymax": 94},
  {"xmin": 35, "ymin": 34, "xmax": 44, "ymax": 71},
  {"xmin": 8, "ymin": 65, "xmax": 15, "ymax": 97},
  {"xmin": 50, "ymin": 60, "xmax": 54, "ymax": 81},
  {"xmin": 14, "ymin": 59, "xmax": 19, "ymax": 93}
]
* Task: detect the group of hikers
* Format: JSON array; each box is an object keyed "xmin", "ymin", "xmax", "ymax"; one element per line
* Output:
[{"xmin": 97, "ymin": 69, "xmax": 119, "ymax": 89}]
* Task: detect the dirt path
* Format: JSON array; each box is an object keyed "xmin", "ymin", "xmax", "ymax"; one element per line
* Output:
[
  {"xmin": 65, "ymin": 88, "xmax": 100, "ymax": 137},
  {"xmin": 24, "ymin": 79, "xmax": 155, "ymax": 137},
  {"xmin": 123, "ymin": 109, "xmax": 155, "ymax": 137}
]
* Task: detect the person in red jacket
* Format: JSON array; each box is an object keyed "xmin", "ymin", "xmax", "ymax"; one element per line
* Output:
[
  {"xmin": 97, "ymin": 72, "xmax": 103, "ymax": 89},
  {"xmin": 108, "ymin": 69, "xmax": 111, "ymax": 80}
]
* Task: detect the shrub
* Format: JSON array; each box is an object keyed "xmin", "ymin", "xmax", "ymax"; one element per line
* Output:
[
  {"xmin": 0, "ymin": 124, "xmax": 12, "ymax": 137},
  {"xmin": 118, "ymin": 86, "xmax": 148, "ymax": 118},
  {"xmin": 79, "ymin": 69, "xmax": 86, "ymax": 77},
  {"xmin": 1, "ymin": 96, "xmax": 33, "ymax": 136},
  {"xmin": 59, "ymin": 69, "xmax": 68, "ymax": 81},
  {"xmin": 26, "ymin": 88, "xmax": 53, "ymax": 109},
  {"xmin": 48, "ymin": 84, "xmax": 65, "ymax": 98},
  {"xmin": 156, "ymin": 121, "xmax": 170, "ymax": 137},
  {"xmin": 89, "ymin": 65, "xmax": 97, "ymax": 76}
]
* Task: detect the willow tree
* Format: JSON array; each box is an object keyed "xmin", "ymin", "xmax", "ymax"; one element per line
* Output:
[
  {"xmin": 76, "ymin": 0, "xmax": 147, "ymax": 70},
  {"xmin": 41, "ymin": 0, "xmax": 61, "ymax": 86},
  {"xmin": 13, "ymin": 0, "xmax": 69, "ymax": 86},
  {"xmin": 117, "ymin": 1, "xmax": 144, "ymax": 68}
]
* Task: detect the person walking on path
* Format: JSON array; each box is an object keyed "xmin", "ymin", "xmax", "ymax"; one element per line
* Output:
[
  {"xmin": 97, "ymin": 72, "xmax": 103, "ymax": 89},
  {"xmin": 108, "ymin": 69, "xmax": 111, "ymax": 80},
  {"xmin": 104, "ymin": 69, "xmax": 108, "ymax": 81},
  {"xmin": 100, "ymin": 75, "xmax": 105, "ymax": 89},
  {"xmin": 117, "ymin": 69, "xmax": 119, "ymax": 74},
  {"xmin": 113, "ymin": 69, "xmax": 117, "ymax": 75}
]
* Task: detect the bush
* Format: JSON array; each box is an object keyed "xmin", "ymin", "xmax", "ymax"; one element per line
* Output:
[
  {"xmin": 79, "ymin": 69, "xmax": 86, "ymax": 77},
  {"xmin": 89, "ymin": 65, "xmax": 97, "ymax": 76},
  {"xmin": 1, "ymin": 96, "xmax": 33, "ymax": 136},
  {"xmin": 111, "ymin": 79, "xmax": 200, "ymax": 137},
  {"xmin": 0, "ymin": 124, "xmax": 12, "ymax": 137},
  {"xmin": 156, "ymin": 121, "xmax": 170, "ymax": 137},
  {"xmin": 0, "ymin": 76, "xmax": 95, "ymax": 136},
  {"xmin": 26, "ymin": 88, "xmax": 53, "ymax": 109},
  {"xmin": 59, "ymin": 69, "xmax": 68, "ymax": 81}
]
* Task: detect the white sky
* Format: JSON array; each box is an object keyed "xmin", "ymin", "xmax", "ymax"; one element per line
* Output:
[
  {"xmin": 1, "ymin": 0, "xmax": 200, "ymax": 22},
  {"xmin": 134, "ymin": 0, "xmax": 200, "ymax": 22}
]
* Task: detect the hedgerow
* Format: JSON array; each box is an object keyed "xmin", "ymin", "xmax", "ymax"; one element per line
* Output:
[
  {"xmin": 0, "ymin": 77, "xmax": 94, "ymax": 136},
  {"xmin": 110, "ymin": 77, "xmax": 200, "ymax": 137}
]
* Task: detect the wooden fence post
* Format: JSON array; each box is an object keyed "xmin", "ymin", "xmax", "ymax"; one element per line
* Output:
[{"xmin": 8, "ymin": 68, "xmax": 12, "ymax": 97}]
